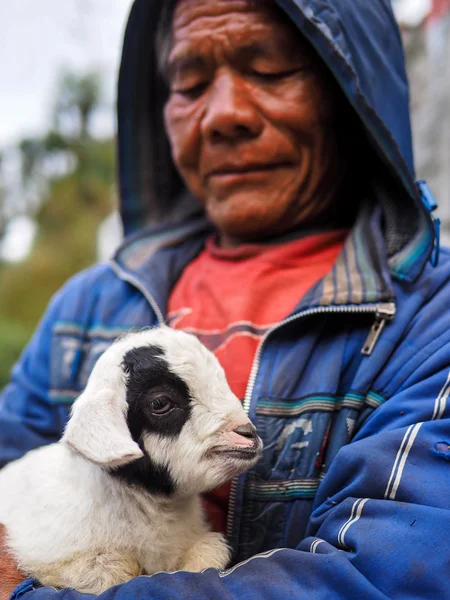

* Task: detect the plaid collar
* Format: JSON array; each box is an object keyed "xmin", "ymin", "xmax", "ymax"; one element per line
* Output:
[{"xmin": 112, "ymin": 199, "xmax": 431, "ymax": 317}]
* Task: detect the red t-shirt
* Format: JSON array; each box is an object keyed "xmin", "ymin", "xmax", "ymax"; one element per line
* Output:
[{"xmin": 168, "ymin": 230, "xmax": 348, "ymax": 532}]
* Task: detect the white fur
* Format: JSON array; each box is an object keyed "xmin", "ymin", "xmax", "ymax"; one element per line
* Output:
[{"xmin": 0, "ymin": 327, "xmax": 261, "ymax": 594}]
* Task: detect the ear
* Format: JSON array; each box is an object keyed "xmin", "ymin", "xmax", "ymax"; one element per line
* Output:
[{"xmin": 62, "ymin": 388, "xmax": 144, "ymax": 468}]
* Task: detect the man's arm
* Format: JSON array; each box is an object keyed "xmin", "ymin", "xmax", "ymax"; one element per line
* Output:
[
  {"xmin": 8, "ymin": 347, "xmax": 450, "ymax": 599},
  {"xmin": 0, "ymin": 288, "xmax": 69, "ymax": 597},
  {"xmin": 0, "ymin": 263, "xmax": 115, "ymax": 467},
  {"xmin": 0, "ymin": 287, "xmax": 71, "ymax": 468}
]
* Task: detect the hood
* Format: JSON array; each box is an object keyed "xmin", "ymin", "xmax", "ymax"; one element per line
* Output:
[{"xmin": 116, "ymin": 0, "xmax": 439, "ymax": 282}]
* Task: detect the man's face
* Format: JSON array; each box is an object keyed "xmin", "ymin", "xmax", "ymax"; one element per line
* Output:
[{"xmin": 164, "ymin": 0, "xmax": 344, "ymax": 247}]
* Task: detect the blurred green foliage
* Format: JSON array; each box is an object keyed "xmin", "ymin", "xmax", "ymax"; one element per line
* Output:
[{"xmin": 0, "ymin": 71, "xmax": 116, "ymax": 390}]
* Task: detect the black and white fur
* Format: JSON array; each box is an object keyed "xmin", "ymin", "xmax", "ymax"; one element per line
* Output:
[{"xmin": 0, "ymin": 327, "xmax": 262, "ymax": 594}]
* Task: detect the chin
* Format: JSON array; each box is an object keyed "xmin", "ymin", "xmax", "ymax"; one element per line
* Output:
[
  {"xmin": 204, "ymin": 438, "xmax": 263, "ymax": 485},
  {"xmin": 210, "ymin": 212, "xmax": 286, "ymax": 244},
  {"xmin": 206, "ymin": 197, "xmax": 293, "ymax": 243}
]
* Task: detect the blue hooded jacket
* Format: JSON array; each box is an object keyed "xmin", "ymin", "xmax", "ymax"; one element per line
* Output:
[{"xmin": 3, "ymin": 1, "xmax": 450, "ymax": 598}]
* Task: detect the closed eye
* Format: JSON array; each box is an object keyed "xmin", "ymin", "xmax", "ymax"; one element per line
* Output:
[
  {"xmin": 172, "ymin": 82, "xmax": 208, "ymax": 99},
  {"xmin": 251, "ymin": 67, "xmax": 309, "ymax": 81}
]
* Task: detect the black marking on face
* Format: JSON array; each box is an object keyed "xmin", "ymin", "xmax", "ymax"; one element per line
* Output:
[
  {"xmin": 110, "ymin": 344, "xmax": 192, "ymax": 495},
  {"xmin": 122, "ymin": 344, "xmax": 192, "ymax": 438},
  {"xmin": 110, "ymin": 453, "xmax": 175, "ymax": 495}
]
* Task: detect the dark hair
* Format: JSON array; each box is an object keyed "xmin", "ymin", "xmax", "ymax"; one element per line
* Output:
[{"xmin": 155, "ymin": 0, "xmax": 179, "ymax": 81}]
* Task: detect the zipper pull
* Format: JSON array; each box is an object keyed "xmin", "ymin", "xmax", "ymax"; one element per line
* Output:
[{"xmin": 361, "ymin": 302, "xmax": 396, "ymax": 356}]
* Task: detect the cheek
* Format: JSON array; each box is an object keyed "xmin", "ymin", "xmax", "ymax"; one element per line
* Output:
[
  {"xmin": 164, "ymin": 99, "xmax": 202, "ymax": 170},
  {"xmin": 191, "ymin": 405, "xmax": 226, "ymax": 442},
  {"xmin": 165, "ymin": 428, "xmax": 212, "ymax": 486},
  {"xmin": 262, "ymin": 75, "xmax": 336, "ymax": 144}
]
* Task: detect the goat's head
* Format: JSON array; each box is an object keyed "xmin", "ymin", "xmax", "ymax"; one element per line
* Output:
[{"xmin": 62, "ymin": 327, "xmax": 262, "ymax": 496}]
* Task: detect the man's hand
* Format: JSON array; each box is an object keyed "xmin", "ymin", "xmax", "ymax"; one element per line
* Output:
[{"xmin": 0, "ymin": 524, "xmax": 26, "ymax": 600}]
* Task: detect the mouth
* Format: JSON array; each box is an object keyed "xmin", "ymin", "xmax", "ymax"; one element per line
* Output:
[
  {"xmin": 210, "ymin": 439, "xmax": 263, "ymax": 462},
  {"xmin": 207, "ymin": 162, "xmax": 293, "ymax": 182},
  {"xmin": 213, "ymin": 448, "xmax": 260, "ymax": 460}
]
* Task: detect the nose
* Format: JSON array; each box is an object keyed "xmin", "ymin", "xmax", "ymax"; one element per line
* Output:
[
  {"xmin": 233, "ymin": 422, "xmax": 258, "ymax": 440},
  {"xmin": 201, "ymin": 71, "xmax": 263, "ymax": 143}
]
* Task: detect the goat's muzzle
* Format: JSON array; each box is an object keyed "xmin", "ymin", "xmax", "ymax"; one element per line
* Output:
[{"xmin": 210, "ymin": 420, "xmax": 262, "ymax": 463}]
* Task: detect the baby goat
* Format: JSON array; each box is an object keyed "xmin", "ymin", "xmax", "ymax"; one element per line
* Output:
[{"xmin": 0, "ymin": 327, "xmax": 262, "ymax": 594}]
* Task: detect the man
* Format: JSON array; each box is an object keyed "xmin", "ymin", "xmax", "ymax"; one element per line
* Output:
[{"xmin": 1, "ymin": 0, "xmax": 449, "ymax": 598}]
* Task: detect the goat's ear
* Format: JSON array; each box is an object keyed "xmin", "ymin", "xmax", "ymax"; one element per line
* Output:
[{"xmin": 62, "ymin": 388, "xmax": 144, "ymax": 467}]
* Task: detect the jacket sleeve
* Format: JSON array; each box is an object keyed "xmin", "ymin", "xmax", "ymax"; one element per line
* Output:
[
  {"xmin": 12, "ymin": 343, "xmax": 450, "ymax": 599},
  {"xmin": 0, "ymin": 286, "xmax": 71, "ymax": 468}
]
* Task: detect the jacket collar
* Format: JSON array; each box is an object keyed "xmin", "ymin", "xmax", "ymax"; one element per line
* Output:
[
  {"xmin": 112, "ymin": 196, "xmax": 430, "ymax": 321},
  {"xmin": 311, "ymin": 202, "xmax": 395, "ymax": 307},
  {"xmin": 111, "ymin": 215, "xmax": 212, "ymax": 321}
]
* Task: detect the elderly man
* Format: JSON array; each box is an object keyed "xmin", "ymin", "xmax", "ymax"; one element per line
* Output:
[{"xmin": 1, "ymin": 0, "xmax": 449, "ymax": 598}]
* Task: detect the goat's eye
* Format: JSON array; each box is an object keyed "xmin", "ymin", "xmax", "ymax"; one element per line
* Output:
[{"xmin": 150, "ymin": 396, "xmax": 173, "ymax": 415}]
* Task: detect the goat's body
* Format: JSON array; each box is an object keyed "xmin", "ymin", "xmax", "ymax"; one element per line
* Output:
[
  {"xmin": 0, "ymin": 442, "xmax": 228, "ymax": 594},
  {"xmin": 0, "ymin": 329, "xmax": 261, "ymax": 594}
]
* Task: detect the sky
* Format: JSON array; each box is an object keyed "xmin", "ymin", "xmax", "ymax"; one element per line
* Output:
[
  {"xmin": 0, "ymin": 0, "xmax": 133, "ymax": 149},
  {"xmin": 0, "ymin": 0, "xmax": 435, "ymax": 150}
]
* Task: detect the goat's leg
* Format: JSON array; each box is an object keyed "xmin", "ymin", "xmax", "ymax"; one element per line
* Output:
[
  {"xmin": 33, "ymin": 550, "xmax": 142, "ymax": 595},
  {"xmin": 180, "ymin": 532, "xmax": 231, "ymax": 572}
]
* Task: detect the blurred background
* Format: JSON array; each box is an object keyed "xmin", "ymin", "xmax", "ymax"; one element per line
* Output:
[{"xmin": 0, "ymin": 0, "xmax": 449, "ymax": 389}]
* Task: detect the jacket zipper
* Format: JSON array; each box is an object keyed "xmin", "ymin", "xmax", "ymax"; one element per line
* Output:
[
  {"xmin": 109, "ymin": 260, "xmax": 165, "ymax": 325},
  {"xmin": 360, "ymin": 302, "xmax": 396, "ymax": 356},
  {"xmin": 226, "ymin": 301, "xmax": 396, "ymax": 539},
  {"xmin": 110, "ymin": 261, "xmax": 395, "ymax": 540}
]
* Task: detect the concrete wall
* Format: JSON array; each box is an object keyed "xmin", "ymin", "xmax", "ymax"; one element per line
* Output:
[{"xmin": 401, "ymin": 7, "xmax": 450, "ymax": 244}]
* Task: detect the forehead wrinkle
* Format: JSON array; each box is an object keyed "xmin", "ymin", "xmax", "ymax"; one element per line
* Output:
[
  {"xmin": 173, "ymin": 0, "xmax": 276, "ymax": 30},
  {"xmin": 171, "ymin": 14, "xmax": 267, "ymax": 52},
  {"xmin": 171, "ymin": 0, "xmax": 284, "ymax": 50},
  {"xmin": 169, "ymin": 5, "xmax": 309, "ymax": 72},
  {"xmin": 171, "ymin": 36, "xmax": 291, "ymax": 65},
  {"xmin": 168, "ymin": 30, "xmax": 284, "ymax": 81}
]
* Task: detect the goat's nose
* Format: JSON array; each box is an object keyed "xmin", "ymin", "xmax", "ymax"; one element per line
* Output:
[{"xmin": 233, "ymin": 423, "xmax": 257, "ymax": 439}]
